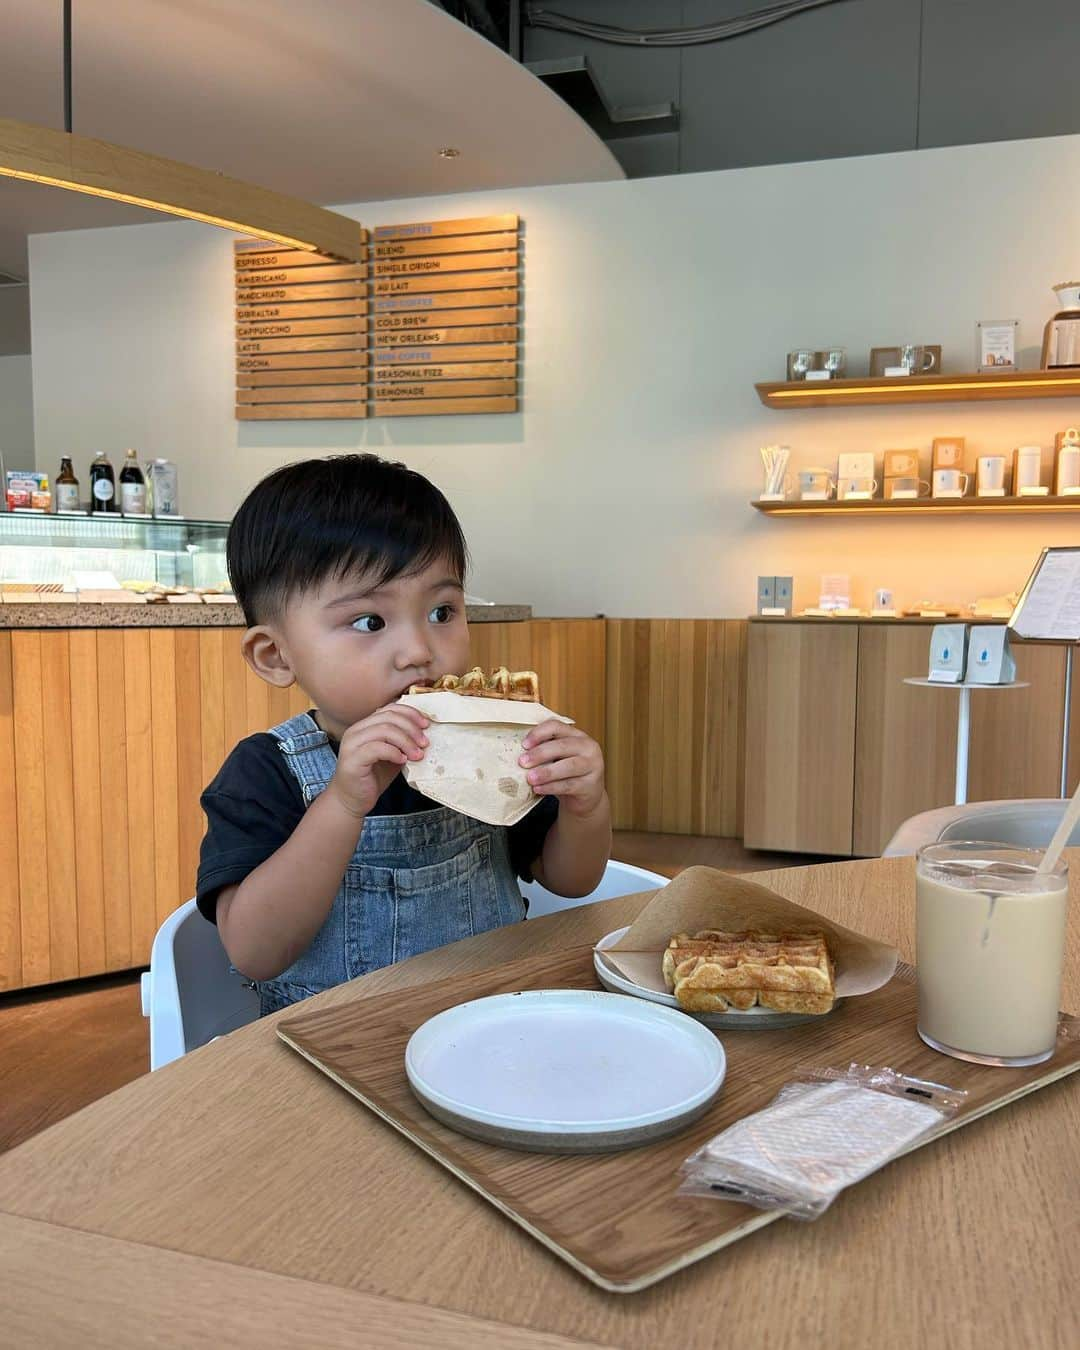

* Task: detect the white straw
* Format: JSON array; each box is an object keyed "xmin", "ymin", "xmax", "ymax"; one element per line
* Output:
[
  {"xmin": 760, "ymin": 445, "xmax": 790, "ymax": 497},
  {"xmin": 1038, "ymin": 778, "xmax": 1080, "ymax": 873}
]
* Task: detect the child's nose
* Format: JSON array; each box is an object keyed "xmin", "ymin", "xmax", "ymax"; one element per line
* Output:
[{"xmin": 395, "ymin": 628, "xmax": 434, "ymax": 669}]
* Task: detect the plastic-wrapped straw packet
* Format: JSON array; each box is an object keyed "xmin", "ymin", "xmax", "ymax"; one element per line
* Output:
[{"xmin": 679, "ymin": 1064, "xmax": 966, "ymax": 1219}]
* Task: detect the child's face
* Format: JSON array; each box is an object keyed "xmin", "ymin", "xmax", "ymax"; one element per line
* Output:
[{"xmin": 274, "ymin": 557, "xmax": 469, "ymax": 739}]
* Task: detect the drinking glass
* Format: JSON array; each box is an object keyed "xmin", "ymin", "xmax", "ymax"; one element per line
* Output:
[
  {"xmin": 916, "ymin": 842, "xmax": 1068, "ymax": 1066},
  {"xmin": 823, "ymin": 347, "xmax": 847, "ymax": 378},
  {"xmin": 786, "ymin": 349, "xmax": 814, "ymax": 380},
  {"xmin": 900, "ymin": 344, "xmax": 936, "ymax": 374}
]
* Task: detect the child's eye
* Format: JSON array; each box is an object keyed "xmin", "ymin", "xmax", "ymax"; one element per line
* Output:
[
  {"xmin": 428, "ymin": 603, "xmax": 456, "ymax": 624},
  {"xmin": 352, "ymin": 614, "xmax": 385, "ymax": 634}
]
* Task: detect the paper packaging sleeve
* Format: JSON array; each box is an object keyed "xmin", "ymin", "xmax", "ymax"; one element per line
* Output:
[
  {"xmin": 400, "ymin": 691, "xmax": 573, "ymax": 728},
  {"xmin": 604, "ymin": 866, "xmax": 898, "ymax": 998},
  {"xmin": 397, "ymin": 692, "xmax": 573, "ymax": 828}
]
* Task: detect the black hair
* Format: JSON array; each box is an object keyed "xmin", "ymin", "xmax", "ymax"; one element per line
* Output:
[{"xmin": 226, "ymin": 454, "xmax": 468, "ymax": 626}]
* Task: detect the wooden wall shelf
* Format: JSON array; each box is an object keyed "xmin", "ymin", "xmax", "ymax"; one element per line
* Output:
[
  {"xmin": 755, "ymin": 369, "xmax": 1080, "ymax": 409},
  {"xmin": 752, "ymin": 496, "xmax": 1080, "ymax": 517}
]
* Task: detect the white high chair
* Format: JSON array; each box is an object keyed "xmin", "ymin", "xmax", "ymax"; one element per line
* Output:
[{"xmin": 141, "ymin": 859, "xmax": 669, "ymax": 1069}]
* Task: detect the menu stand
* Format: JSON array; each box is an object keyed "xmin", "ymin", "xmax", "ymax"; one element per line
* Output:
[{"xmin": 903, "ymin": 679, "xmax": 1029, "ymax": 805}]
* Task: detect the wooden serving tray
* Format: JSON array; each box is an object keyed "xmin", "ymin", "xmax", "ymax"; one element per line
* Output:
[{"xmin": 278, "ymin": 947, "xmax": 1080, "ymax": 1292}]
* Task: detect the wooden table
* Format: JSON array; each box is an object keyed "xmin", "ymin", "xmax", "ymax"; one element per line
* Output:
[{"xmin": 1, "ymin": 856, "xmax": 1077, "ymax": 1350}]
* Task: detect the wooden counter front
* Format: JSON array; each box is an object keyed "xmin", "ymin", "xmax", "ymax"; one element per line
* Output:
[
  {"xmin": 0, "ymin": 618, "xmax": 604, "ymax": 993},
  {"xmin": 745, "ymin": 618, "xmax": 1077, "ymax": 856}
]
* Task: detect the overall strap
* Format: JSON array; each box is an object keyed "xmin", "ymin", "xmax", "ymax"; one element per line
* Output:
[{"xmin": 266, "ymin": 712, "xmax": 337, "ymax": 795}]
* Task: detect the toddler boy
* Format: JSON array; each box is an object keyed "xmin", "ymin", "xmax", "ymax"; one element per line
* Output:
[{"xmin": 197, "ymin": 455, "xmax": 611, "ymax": 1014}]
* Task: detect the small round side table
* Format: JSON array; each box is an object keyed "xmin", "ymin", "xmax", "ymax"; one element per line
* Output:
[{"xmin": 903, "ymin": 679, "xmax": 1030, "ymax": 806}]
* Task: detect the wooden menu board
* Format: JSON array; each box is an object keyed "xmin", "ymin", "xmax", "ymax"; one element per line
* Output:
[
  {"xmin": 368, "ymin": 213, "xmax": 519, "ymax": 414},
  {"xmin": 235, "ymin": 237, "xmax": 369, "ymax": 420},
  {"xmin": 233, "ymin": 215, "xmax": 520, "ymax": 421}
]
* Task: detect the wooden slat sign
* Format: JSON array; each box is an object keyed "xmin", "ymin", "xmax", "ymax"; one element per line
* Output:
[
  {"xmin": 362, "ymin": 213, "xmax": 519, "ymax": 415},
  {"xmin": 235, "ymin": 235, "xmax": 369, "ymax": 420},
  {"xmin": 372, "ymin": 288, "xmax": 518, "ymax": 313},
  {"xmin": 372, "ymin": 306, "xmax": 516, "ymax": 332},
  {"xmin": 234, "ymin": 215, "xmax": 519, "ymax": 420}
]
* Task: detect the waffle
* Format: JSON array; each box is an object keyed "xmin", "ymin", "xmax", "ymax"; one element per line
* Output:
[
  {"xmin": 662, "ymin": 928, "xmax": 835, "ymax": 1015},
  {"xmin": 408, "ymin": 666, "xmax": 540, "ymax": 702}
]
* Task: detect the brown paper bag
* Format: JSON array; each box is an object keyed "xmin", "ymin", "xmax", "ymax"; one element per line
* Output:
[
  {"xmin": 398, "ymin": 691, "xmax": 573, "ymax": 827},
  {"xmin": 604, "ymin": 866, "xmax": 897, "ymax": 999}
]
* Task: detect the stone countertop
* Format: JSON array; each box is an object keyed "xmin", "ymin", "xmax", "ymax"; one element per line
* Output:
[
  {"xmin": 748, "ymin": 614, "xmax": 1009, "ymax": 625},
  {"xmin": 0, "ymin": 602, "xmax": 532, "ymax": 629}
]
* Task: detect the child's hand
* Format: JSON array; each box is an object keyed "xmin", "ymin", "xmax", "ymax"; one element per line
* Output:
[
  {"xmin": 329, "ymin": 704, "xmax": 429, "ymax": 819},
  {"xmin": 519, "ymin": 722, "xmax": 607, "ymax": 819}
]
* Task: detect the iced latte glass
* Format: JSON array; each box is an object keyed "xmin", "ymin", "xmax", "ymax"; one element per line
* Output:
[{"xmin": 916, "ymin": 842, "xmax": 1069, "ymax": 1067}]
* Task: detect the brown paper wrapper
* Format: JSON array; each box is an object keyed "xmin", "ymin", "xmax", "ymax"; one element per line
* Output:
[{"xmin": 604, "ymin": 866, "xmax": 897, "ymax": 998}]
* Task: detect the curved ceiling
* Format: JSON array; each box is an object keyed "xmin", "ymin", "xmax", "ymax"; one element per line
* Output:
[{"xmin": 0, "ymin": 0, "xmax": 623, "ymax": 350}]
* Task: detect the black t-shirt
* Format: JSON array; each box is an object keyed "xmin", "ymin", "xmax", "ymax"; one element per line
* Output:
[{"xmin": 196, "ymin": 724, "xmax": 559, "ymax": 922}]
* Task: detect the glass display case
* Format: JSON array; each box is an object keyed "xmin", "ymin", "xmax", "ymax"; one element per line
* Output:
[{"xmin": 0, "ymin": 513, "xmax": 229, "ymax": 589}]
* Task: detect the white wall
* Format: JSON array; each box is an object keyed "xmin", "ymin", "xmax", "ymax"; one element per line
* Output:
[
  {"xmin": 28, "ymin": 133, "xmax": 1080, "ymax": 616},
  {"xmin": 0, "ymin": 354, "xmax": 35, "ymax": 471}
]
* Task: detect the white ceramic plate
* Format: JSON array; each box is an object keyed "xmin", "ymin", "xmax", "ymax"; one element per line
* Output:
[
  {"xmin": 405, "ymin": 989, "xmax": 725, "ymax": 1153},
  {"xmin": 594, "ymin": 927, "xmax": 838, "ymax": 1031}
]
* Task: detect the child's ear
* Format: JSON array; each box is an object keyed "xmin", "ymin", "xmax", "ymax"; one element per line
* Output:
[{"xmin": 241, "ymin": 626, "xmax": 296, "ymax": 688}]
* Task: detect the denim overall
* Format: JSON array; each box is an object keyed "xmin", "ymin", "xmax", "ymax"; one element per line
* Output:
[{"xmin": 255, "ymin": 713, "xmax": 527, "ymax": 1016}]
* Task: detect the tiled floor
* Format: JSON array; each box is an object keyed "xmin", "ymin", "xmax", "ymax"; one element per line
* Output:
[{"xmin": 0, "ymin": 832, "xmax": 828, "ymax": 1153}]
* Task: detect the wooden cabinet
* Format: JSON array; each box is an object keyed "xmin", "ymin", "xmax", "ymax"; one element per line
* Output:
[
  {"xmin": 0, "ymin": 619, "xmax": 607, "ymax": 993},
  {"xmin": 749, "ymin": 619, "xmax": 1073, "ymax": 857},
  {"xmin": 853, "ymin": 625, "xmax": 956, "ymax": 855},
  {"xmin": 743, "ymin": 623, "xmax": 858, "ymax": 854},
  {"xmin": 604, "ymin": 620, "xmax": 746, "ymax": 837}
]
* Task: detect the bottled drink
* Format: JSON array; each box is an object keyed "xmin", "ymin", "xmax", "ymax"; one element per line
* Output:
[
  {"xmin": 89, "ymin": 452, "xmax": 117, "ymax": 513},
  {"xmin": 149, "ymin": 459, "xmax": 179, "ymax": 517},
  {"xmin": 119, "ymin": 448, "xmax": 147, "ymax": 515},
  {"xmin": 55, "ymin": 457, "xmax": 80, "ymax": 513}
]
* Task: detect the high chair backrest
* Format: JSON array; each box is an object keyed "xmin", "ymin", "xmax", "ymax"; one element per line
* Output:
[
  {"xmin": 521, "ymin": 859, "xmax": 668, "ymax": 918},
  {"xmin": 140, "ymin": 899, "xmax": 259, "ymax": 1070}
]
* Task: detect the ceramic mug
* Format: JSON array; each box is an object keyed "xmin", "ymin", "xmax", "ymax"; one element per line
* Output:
[
  {"xmin": 886, "ymin": 477, "xmax": 931, "ymax": 499},
  {"xmin": 1015, "ymin": 446, "xmax": 1043, "ymax": 493},
  {"xmin": 977, "ymin": 455, "xmax": 1006, "ymax": 495},
  {"xmin": 933, "ymin": 468, "xmax": 969, "ymax": 498},
  {"xmin": 799, "ymin": 468, "xmax": 836, "ymax": 499},
  {"xmin": 840, "ymin": 476, "xmax": 878, "ymax": 500}
]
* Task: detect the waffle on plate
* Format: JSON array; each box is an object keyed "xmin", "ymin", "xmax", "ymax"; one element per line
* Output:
[
  {"xmin": 408, "ymin": 666, "xmax": 540, "ymax": 702},
  {"xmin": 662, "ymin": 928, "xmax": 835, "ymax": 1015}
]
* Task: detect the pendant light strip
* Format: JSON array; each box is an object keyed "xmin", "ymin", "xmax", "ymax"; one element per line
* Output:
[{"xmin": 0, "ymin": 117, "xmax": 365, "ymax": 261}]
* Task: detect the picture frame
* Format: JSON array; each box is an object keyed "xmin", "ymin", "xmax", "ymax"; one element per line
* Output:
[
  {"xmin": 869, "ymin": 346, "xmax": 900, "ymax": 377},
  {"xmin": 869, "ymin": 344, "xmax": 942, "ymax": 377},
  {"xmin": 976, "ymin": 320, "xmax": 1019, "ymax": 372}
]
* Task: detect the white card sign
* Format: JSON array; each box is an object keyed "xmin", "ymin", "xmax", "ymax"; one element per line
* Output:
[{"xmin": 928, "ymin": 624, "xmax": 968, "ymax": 682}]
